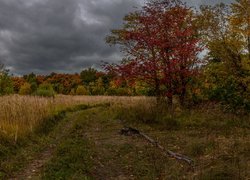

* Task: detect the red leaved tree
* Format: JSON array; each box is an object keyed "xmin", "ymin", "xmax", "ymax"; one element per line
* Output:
[{"xmin": 105, "ymin": 0, "xmax": 201, "ymax": 105}]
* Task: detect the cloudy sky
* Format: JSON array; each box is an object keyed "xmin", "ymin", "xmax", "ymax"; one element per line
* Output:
[{"xmin": 0, "ymin": 0, "xmax": 233, "ymax": 75}]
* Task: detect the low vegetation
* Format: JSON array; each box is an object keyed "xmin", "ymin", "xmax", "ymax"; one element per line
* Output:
[
  {"xmin": 0, "ymin": 96, "xmax": 248, "ymax": 179},
  {"xmin": 41, "ymin": 102, "xmax": 249, "ymax": 179}
]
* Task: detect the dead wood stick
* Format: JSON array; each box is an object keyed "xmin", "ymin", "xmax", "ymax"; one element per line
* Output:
[{"xmin": 120, "ymin": 127, "xmax": 194, "ymax": 166}]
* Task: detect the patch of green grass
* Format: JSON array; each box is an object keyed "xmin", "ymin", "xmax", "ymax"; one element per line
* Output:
[
  {"xmin": 42, "ymin": 136, "xmax": 92, "ymax": 179},
  {"xmin": 35, "ymin": 104, "xmax": 90, "ymax": 135},
  {"xmin": 42, "ymin": 109, "xmax": 94, "ymax": 179}
]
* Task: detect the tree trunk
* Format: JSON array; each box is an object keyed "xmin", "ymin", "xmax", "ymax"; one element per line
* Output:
[
  {"xmin": 179, "ymin": 87, "xmax": 186, "ymax": 107},
  {"xmin": 155, "ymin": 79, "xmax": 161, "ymax": 105},
  {"xmin": 167, "ymin": 94, "xmax": 173, "ymax": 106},
  {"xmin": 248, "ymin": 35, "xmax": 250, "ymax": 60},
  {"xmin": 180, "ymin": 75, "xmax": 187, "ymax": 107}
]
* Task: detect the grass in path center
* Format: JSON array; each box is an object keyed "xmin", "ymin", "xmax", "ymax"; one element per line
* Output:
[{"xmin": 42, "ymin": 104, "xmax": 250, "ymax": 179}]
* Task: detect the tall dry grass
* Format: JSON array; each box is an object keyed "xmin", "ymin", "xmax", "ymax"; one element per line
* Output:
[
  {"xmin": 0, "ymin": 95, "xmax": 53, "ymax": 140},
  {"xmin": 0, "ymin": 95, "xmax": 154, "ymax": 140}
]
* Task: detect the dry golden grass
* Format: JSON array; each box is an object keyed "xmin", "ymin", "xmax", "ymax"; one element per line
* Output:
[
  {"xmin": 0, "ymin": 95, "xmax": 154, "ymax": 140},
  {"xmin": 55, "ymin": 95, "xmax": 154, "ymax": 106},
  {"xmin": 0, "ymin": 95, "xmax": 53, "ymax": 140}
]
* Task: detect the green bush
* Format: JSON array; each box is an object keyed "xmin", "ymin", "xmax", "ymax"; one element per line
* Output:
[
  {"xmin": 35, "ymin": 83, "xmax": 55, "ymax": 97},
  {"xmin": 0, "ymin": 69, "xmax": 14, "ymax": 95},
  {"xmin": 206, "ymin": 77, "xmax": 250, "ymax": 112},
  {"xmin": 76, "ymin": 85, "xmax": 89, "ymax": 95},
  {"xmin": 36, "ymin": 89, "xmax": 55, "ymax": 97}
]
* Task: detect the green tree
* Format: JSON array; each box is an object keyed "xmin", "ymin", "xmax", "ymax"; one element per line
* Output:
[
  {"xmin": 197, "ymin": 3, "xmax": 250, "ymax": 110},
  {"xmin": 92, "ymin": 77, "xmax": 105, "ymax": 95},
  {"xmin": 80, "ymin": 68, "xmax": 97, "ymax": 85},
  {"xmin": 23, "ymin": 72, "xmax": 38, "ymax": 92},
  {"xmin": 0, "ymin": 64, "xmax": 13, "ymax": 95}
]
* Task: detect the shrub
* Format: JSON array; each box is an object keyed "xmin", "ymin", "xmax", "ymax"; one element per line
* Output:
[
  {"xmin": 19, "ymin": 83, "xmax": 32, "ymax": 95},
  {"xmin": 36, "ymin": 83, "xmax": 55, "ymax": 97},
  {"xmin": 76, "ymin": 85, "xmax": 89, "ymax": 95}
]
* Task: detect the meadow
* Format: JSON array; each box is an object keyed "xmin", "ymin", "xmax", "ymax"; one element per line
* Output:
[
  {"xmin": 0, "ymin": 95, "xmax": 141, "ymax": 140},
  {"xmin": 0, "ymin": 95, "xmax": 249, "ymax": 179}
]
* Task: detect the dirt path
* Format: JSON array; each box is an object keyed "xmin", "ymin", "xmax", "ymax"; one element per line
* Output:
[
  {"xmin": 5, "ymin": 103, "xmax": 249, "ymax": 179},
  {"xmin": 11, "ymin": 106, "xmax": 192, "ymax": 179},
  {"xmin": 78, "ymin": 107, "xmax": 186, "ymax": 179},
  {"xmin": 10, "ymin": 111, "xmax": 83, "ymax": 180}
]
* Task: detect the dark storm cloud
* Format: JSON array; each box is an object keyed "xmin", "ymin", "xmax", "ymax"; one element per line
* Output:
[
  {"xmin": 0, "ymin": 0, "xmax": 141, "ymax": 74},
  {"xmin": 0, "ymin": 0, "xmax": 234, "ymax": 75}
]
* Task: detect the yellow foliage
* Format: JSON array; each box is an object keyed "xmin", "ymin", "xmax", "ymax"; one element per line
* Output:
[{"xmin": 19, "ymin": 82, "xmax": 32, "ymax": 95}]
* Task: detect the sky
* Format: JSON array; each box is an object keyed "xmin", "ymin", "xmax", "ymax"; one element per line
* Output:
[{"xmin": 0, "ymin": 0, "xmax": 234, "ymax": 75}]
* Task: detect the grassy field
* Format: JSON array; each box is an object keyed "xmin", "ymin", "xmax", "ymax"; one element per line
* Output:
[
  {"xmin": 0, "ymin": 95, "xmax": 249, "ymax": 179},
  {"xmin": 0, "ymin": 95, "xmax": 148, "ymax": 141}
]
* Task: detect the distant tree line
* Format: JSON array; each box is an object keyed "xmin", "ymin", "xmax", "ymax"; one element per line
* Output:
[{"xmin": 0, "ymin": 67, "xmax": 153, "ymax": 97}]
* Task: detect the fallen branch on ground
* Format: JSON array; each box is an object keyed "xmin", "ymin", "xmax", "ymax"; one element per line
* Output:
[{"xmin": 120, "ymin": 127, "xmax": 194, "ymax": 166}]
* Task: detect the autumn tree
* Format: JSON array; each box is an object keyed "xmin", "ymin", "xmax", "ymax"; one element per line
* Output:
[
  {"xmin": 19, "ymin": 82, "xmax": 32, "ymax": 95},
  {"xmin": 106, "ymin": 0, "xmax": 201, "ymax": 105},
  {"xmin": 196, "ymin": 2, "xmax": 250, "ymax": 110},
  {"xmin": 230, "ymin": 0, "xmax": 250, "ymax": 60},
  {"xmin": 12, "ymin": 77, "xmax": 25, "ymax": 93},
  {"xmin": 45, "ymin": 73, "xmax": 81, "ymax": 94}
]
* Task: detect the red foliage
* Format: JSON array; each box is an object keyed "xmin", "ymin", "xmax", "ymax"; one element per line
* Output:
[
  {"xmin": 105, "ymin": 0, "xmax": 202, "ymax": 104},
  {"xmin": 45, "ymin": 73, "xmax": 82, "ymax": 94}
]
